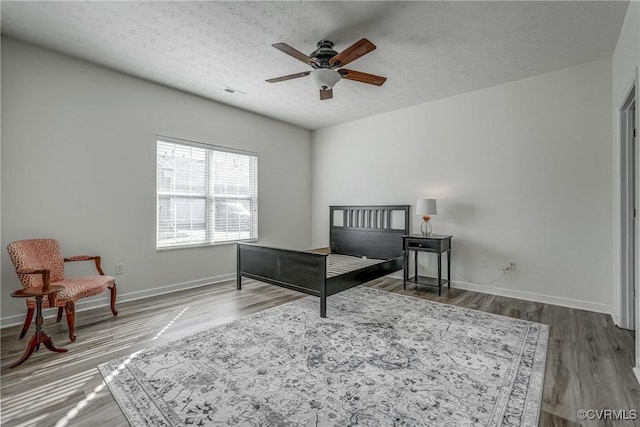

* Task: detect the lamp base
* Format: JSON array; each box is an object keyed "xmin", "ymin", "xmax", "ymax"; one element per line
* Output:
[{"xmin": 421, "ymin": 221, "xmax": 432, "ymax": 237}]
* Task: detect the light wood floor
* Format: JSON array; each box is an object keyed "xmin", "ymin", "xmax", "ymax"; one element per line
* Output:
[{"xmin": 1, "ymin": 278, "xmax": 638, "ymax": 426}]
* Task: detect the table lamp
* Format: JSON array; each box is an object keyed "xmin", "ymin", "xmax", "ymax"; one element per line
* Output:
[{"xmin": 416, "ymin": 198, "xmax": 437, "ymax": 236}]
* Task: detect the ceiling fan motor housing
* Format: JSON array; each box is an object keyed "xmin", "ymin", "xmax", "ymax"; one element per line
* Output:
[{"xmin": 310, "ymin": 40, "xmax": 339, "ymax": 68}]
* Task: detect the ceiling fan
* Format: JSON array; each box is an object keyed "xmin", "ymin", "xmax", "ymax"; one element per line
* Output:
[{"xmin": 266, "ymin": 38, "xmax": 387, "ymax": 100}]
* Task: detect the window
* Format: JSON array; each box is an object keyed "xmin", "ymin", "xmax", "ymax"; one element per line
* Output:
[{"xmin": 156, "ymin": 136, "xmax": 258, "ymax": 249}]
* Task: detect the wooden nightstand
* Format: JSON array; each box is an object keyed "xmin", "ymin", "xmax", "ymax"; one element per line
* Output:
[{"xmin": 403, "ymin": 234, "xmax": 452, "ymax": 295}]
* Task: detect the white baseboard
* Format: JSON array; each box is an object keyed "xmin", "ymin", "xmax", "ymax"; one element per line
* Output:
[
  {"xmin": 0, "ymin": 273, "xmax": 236, "ymax": 329},
  {"xmin": 398, "ymin": 272, "xmax": 612, "ymax": 315},
  {"xmin": 611, "ymin": 310, "xmax": 621, "ymax": 327},
  {"xmin": 449, "ymin": 279, "xmax": 611, "ymax": 315}
]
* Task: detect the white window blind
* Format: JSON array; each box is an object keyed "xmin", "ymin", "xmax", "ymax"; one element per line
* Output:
[{"xmin": 156, "ymin": 137, "xmax": 258, "ymax": 249}]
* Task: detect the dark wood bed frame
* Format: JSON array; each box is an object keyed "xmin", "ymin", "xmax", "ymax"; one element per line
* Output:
[{"xmin": 236, "ymin": 205, "xmax": 410, "ymax": 317}]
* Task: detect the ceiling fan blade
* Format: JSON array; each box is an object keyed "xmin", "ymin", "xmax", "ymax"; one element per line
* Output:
[
  {"xmin": 272, "ymin": 43, "xmax": 319, "ymax": 66},
  {"xmin": 329, "ymin": 38, "xmax": 376, "ymax": 67},
  {"xmin": 266, "ymin": 71, "xmax": 311, "ymax": 83},
  {"xmin": 339, "ymin": 69, "xmax": 387, "ymax": 86},
  {"xmin": 320, "ymin": 88, "xmax": 333, "ymax": 100}
]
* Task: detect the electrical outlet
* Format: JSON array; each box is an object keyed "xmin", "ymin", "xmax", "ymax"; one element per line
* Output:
[
  {"xmin": 480, "ymin": 257, "xmax": 488, "ymax": 268},
  {"xmin": 115, "ymin": 263, "xmax": 124, "ymax": 275},
  {"xmin": 507, "ymin": 260, "xmax": 516, "ymax": 271}
]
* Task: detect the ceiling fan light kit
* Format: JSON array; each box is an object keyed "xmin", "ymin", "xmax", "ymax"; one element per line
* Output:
[
  {"xmin": 310, "ymin": 68, "xmax": 341, "ymax": 90},
  {"xmin": 267, "ymin": 38, "xmax": 386, "ymax": 100}
]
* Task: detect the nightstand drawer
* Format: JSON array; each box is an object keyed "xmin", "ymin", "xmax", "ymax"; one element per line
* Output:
[{"xmin": 405, "ymin": 239, "xmax": 438, "ymax": 251}]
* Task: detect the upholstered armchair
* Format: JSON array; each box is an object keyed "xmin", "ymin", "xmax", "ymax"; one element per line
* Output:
[{"xmin": 7, "ymin": 239, "xmax": 118, "ymax": 342}]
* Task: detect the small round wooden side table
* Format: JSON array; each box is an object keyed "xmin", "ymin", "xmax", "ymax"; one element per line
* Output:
[{"xmin": 10, "ymin": 285, "xmax": 68, "ymax": 368}]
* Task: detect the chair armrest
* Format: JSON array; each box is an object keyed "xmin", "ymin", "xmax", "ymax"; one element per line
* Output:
[
  {"xmin": 15, "ymin": 268, "xmax": 54, "ymax": 304},
  {"xmin": 16, "ymin": 267, "xmax": 50, "ymax": 275},
  {"xmin": 64, "ymin": 255, "xmax": 105, "ymax": 275},
  {"xmin": 64, "ymin": 255, "xmax": 97, "ymax": 262}
]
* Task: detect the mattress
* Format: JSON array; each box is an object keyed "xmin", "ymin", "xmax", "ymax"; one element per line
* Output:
[{"xmin": 326, "ymin": 254, "xmax": 386, "ymax": 278}]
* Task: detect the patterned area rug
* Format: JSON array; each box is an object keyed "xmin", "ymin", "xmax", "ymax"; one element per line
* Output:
[{"xmin": 98, "ymin": 287, "xmax": 548, "ymax": 426}]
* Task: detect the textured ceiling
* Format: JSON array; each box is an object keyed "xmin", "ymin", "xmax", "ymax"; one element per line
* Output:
[{"xmin": 0, "ymin": 1, "xmax": 629, "ymax": 130}]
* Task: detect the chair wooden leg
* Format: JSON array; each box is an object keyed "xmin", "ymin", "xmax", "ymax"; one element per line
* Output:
[
  {"xmin": 110, "ymin": 284, "xmax": 118, "ymax": 316},
  {"xmin": 64, "ymin": 302, "xmax": 76, "ymax": 343},
  {"xmin": 19, "ymin": 308, "xmax": 34, "ymax": 339},
  {"xmin": 56, "ymin": 307, "xmax": 63, "ymax": 323}
]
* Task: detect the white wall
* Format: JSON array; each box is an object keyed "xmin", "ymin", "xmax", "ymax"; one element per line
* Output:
[
  {"xmin": 1, "ymin": 37, "xmax": 312, "ymax": 323},
  {"xmin": 611, "ymin": 0, "xmax": 640, "ymax": 378},
  {"xmin": 312, "ymin": 58, "xmax": 613, "ymax": 313}
]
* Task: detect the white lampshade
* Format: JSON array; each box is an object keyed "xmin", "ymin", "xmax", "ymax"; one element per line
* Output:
[
  {"xmin": 416, "ymin": 198, "xmax": 437, "ymax": 216},
  {"xmin": 310, "ymin": 68, "xmax": 342, "ymax": 90}
]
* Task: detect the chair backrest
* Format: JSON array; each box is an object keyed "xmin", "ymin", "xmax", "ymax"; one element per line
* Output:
[{"xmin": 7, "ymin": 239, "xmax": 65, "ymax": 288}]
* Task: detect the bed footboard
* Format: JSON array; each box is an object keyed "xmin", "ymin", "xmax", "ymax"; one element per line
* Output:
[{"xmin": 237, "ymin": 243, "xmax": 329, "ymax": 316}]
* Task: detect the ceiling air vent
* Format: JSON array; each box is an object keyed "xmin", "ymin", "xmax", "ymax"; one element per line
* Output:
[{"xmin": 223, "ymin": 87, "xmax": 246, "ymax": 95}]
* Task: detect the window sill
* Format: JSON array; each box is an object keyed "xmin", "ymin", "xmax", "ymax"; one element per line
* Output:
[{"xmin": 156, "ymin": 239, "xmax": 258, "ymax": 251}]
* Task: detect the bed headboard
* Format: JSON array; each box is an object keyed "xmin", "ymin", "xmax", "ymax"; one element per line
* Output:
[{"xmin": 329, "ymin": 205, "xmax": 410, "ymax": 259}]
